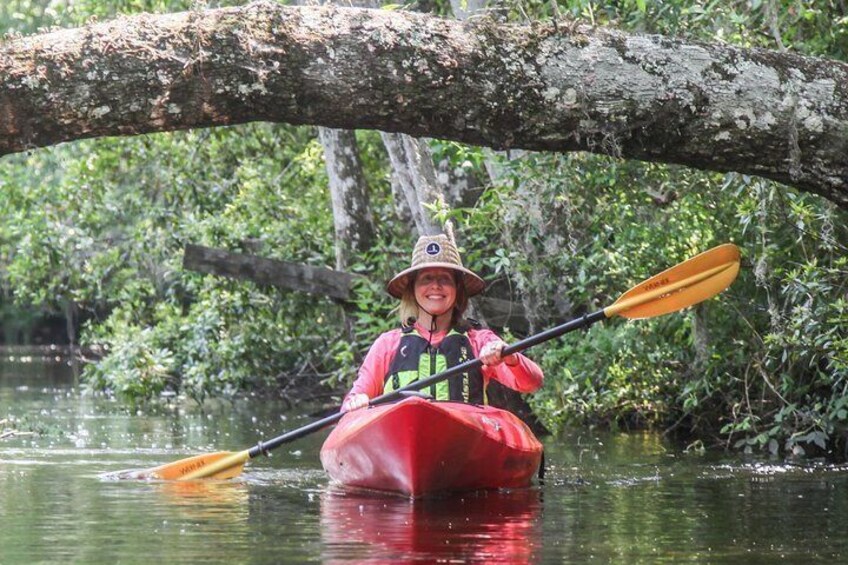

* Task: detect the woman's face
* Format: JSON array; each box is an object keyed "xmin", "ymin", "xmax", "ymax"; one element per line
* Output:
[{"xmin": 414, "ymin": 267, "xmax": 457, "ymax": 317}]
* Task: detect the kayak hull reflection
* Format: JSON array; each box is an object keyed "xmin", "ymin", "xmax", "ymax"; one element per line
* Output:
[{"xmin": 320, "ymin": 396, "xmax": 542, "ymax": 497}]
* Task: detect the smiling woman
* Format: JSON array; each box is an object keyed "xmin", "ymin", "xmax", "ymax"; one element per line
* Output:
[{"xmin": 341, "ymin": 232, "xmax": 544, "ymax": 412}]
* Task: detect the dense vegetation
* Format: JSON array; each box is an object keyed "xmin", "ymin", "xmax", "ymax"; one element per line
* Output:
[{"xmin": 1, "ymin": 0, "xmax": 846, "ymax": 455}]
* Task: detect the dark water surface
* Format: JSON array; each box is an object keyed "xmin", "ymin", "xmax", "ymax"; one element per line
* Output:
[{"xmin": 2, "ymin": 357, "xmax": 847, "ymax": 563}]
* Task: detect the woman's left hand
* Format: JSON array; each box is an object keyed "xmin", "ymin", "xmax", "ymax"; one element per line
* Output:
[{"xmin": 479, "ymin": 339, "xmax": 518, "ymax": 367}]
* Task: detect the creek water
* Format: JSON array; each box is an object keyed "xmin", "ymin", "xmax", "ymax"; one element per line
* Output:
[{"xmin": 2, "ymin": 355, "xmax": 847, "ymax": 563}]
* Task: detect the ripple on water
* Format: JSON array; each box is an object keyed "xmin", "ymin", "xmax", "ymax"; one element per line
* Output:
[{"xmin": 704, "ymin": 460, "xmax": 848, "ymax": 479}]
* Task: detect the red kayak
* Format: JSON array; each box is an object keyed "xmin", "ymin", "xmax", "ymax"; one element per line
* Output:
[{"xmin": 320, "ymin": 396, "xmax": 543, "ymax": 497}]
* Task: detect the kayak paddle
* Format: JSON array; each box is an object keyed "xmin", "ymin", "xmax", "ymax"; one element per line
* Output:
[{"xmin": 139, "ymin": 243, "xmax": 740, "ymax": 481}]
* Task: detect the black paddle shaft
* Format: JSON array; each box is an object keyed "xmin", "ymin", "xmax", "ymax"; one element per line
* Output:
[{"xmin": 248, "ymin": 310, "xmax": 608, "ymax": 458}]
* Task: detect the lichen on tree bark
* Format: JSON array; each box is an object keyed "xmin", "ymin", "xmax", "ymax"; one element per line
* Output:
[{"xmin": 1, "ymin": 1, "xmax": 846, "ymax": 208}]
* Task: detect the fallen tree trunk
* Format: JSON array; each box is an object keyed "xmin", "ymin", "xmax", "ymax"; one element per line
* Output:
[
  {"xmin": 183, "ymin": 243, "xmax": 531, "ymax": 332},
  {"xmin": 183, "ymin": 244, "xmax": 358, "ymax": 300},
  {"xmin": 1, "ymin": 2, "xmax": 846, "ymax": 208}
]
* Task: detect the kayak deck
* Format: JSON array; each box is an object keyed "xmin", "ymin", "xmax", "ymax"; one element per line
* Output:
[{"xmin": 320, "ymin": 396, "xmax": 542, "ymax": 497}]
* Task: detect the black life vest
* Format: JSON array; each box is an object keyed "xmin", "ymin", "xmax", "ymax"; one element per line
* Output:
[{"xmin": 384, "ymin": 325, "xmax": 487, "ymax": 404}]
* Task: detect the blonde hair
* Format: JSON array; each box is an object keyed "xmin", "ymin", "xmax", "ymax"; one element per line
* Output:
[{"xmin": 398, "ymin": 271, "xmax": 469, "ymax": 328}]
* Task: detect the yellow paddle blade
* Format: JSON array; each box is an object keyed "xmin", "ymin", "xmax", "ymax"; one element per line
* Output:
[
  {"xmin": 606, "ymin": 243, "xmax": 741, "ymax": 320},
  {"xmin": 145, "ymin": 451, "xmax": 246, "ymax": 481}
]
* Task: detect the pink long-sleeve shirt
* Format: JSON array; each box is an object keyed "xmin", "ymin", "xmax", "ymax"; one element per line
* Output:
[{"xmin": 344, "ymin": 322, "xmax": 544, "ymax": 404}]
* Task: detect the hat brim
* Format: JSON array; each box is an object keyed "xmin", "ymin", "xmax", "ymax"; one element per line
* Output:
[{"xmin": 387, "ymin": 263, "xmax": 486, "ymax": 299}]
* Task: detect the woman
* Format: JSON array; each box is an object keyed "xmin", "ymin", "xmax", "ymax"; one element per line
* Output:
[{"xmin": 342, "ymin": 233, "xmax": 543, "ymax": 412}]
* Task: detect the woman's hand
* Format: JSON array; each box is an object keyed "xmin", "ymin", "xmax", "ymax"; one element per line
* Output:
[
  {"xmin": 479, "ymin": 339, "xmax": 518, "ymax": 367},
  {"xmin": 342, "ymin": 393, "xmax": 370, "ymax": 412}
]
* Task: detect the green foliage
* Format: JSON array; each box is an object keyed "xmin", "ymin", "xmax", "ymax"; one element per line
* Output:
[
  {"xmin": 0, "ymin": 414, "xmax": 62, "ymax": 440},
  {"xmin": 324, "ymin": 271, "xmax": 397, "ymax": 389},
  {"xmin": 531, "ymin": 319, "xmax": 685, "ymax": 433},
  {"xmin": 0, "ymin": 0, "xmax": 245, "ymax": 35},
  {"xmin": 511, "ymin": 0, "xmax": 848, "ymax": 59},
  {"xmin": 463, "ymin": 0, "xmax": 848, "ymax": 455},
  {"xmin": 0, "ymin": 122, "xmax": 376, "ymax": 403},
  {"xmin": 84, "ymin": 323, "xmax": 175, "ymax": 400},
  {"xmin": 711, "ymin": 182, "xmax": 848, "ymax": 456},
  {"xmin": 467, "ymin": 143, "xmax": 847, "ymax": 454}
]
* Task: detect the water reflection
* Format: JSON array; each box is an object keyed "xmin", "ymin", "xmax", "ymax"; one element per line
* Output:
[
  {"xmin": 320, "ymin": 488, "xmax": 543, "ymax": 564},
  {"xmin": 153, "ymin": 479, "xmax": 250, "ymax": 512}
]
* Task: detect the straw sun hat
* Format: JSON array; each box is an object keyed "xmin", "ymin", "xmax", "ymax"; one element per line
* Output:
[{"xmin": 387, "ymin": 234, "xmax": 486, "ymax": 299}]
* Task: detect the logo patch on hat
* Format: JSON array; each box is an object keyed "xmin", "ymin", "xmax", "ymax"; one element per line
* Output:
[{"xmin": 425, "ymin": 242, "xmax": 441, "ymax": 256}]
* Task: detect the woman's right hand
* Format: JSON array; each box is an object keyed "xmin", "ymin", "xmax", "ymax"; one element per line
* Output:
[{"xmin": 342, "ymin": 393, "xmax": 370, "ymax": 412}]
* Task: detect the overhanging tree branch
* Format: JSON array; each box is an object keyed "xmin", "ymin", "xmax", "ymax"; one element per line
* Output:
[{"xmin": 1, "ymin": 1, "xmax": 846, "ymax": 208}]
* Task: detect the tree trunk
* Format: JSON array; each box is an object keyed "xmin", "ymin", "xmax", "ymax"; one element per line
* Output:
[
  {"xmin": 380, "ymin": 132, "xmax": 444, "ymax": 236},
  {"xmin": 2, "ymin": 3, "xmax": 846, "ymax": 209},
  {"xmin": 435, "ymin": 156, "xmax": 483, "ymax": 209},
  {"xmin": 381, "ymin": 131, "xmax": 491, "ymax": 325},
  {"xmin": 317, "ymin": 127, "xmax": 375, "ymax": 270},
  {"xmin": 501, "ymin": 166, "xmax": 575, "ymax": 333},
  {"xmin": 442, "ymin": 0, "xmax": 490, "ymax": 210},
  {"xmin": 389, "ymin": 171, "xmax": 414, "ymax": 226},
  {"xmin": 449, "ymin": 0, "xmax": 490, "ymax": 21},
  {"xmin": 64, "ymin": 299, "xmax": 80, "ymax": 382},
  {"xmin": 691, "ymin": 303, "xmax": 711, "ymax": 369}
]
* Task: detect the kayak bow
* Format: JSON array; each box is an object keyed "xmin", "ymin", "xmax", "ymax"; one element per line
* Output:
[{"xmin": 320, "ymin": 396, "xmax": 543, "ymax": 497}]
